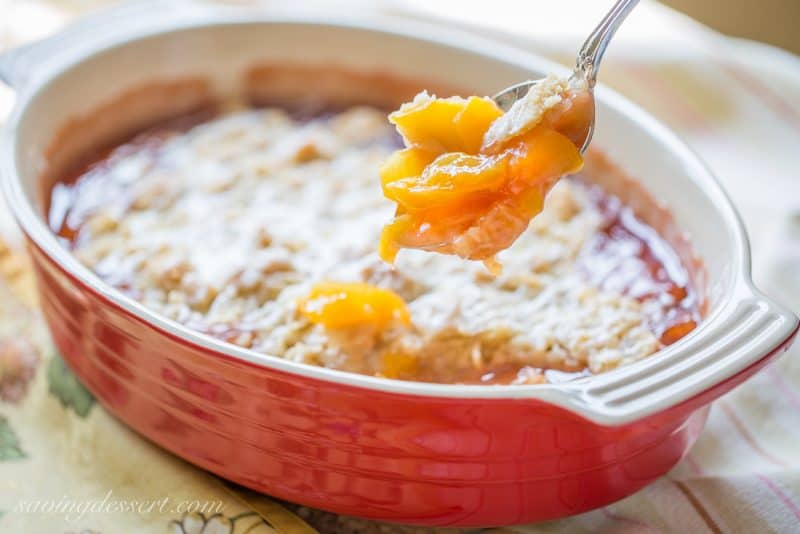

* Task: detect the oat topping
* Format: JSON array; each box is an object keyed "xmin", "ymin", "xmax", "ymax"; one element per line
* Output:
[
  {"xmin": 484, "ymin": 74, "xmax": 572, "ymax": 147},
  {"xmin": 53, "ymin": 105, "xmax": 688, "ymax": 384}
]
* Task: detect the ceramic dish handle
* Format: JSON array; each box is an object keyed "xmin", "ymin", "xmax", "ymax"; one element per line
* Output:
[
  {"xmin": 0, "ymin": 0, "xmax": 205, "ymax": 89},
  {"xmin": 0, "ymin": 33, "xmax": 74, "ymax": 89},
  {"xmin": 570, "ymin": 281, "xmax": 798, "ymax": 425}
]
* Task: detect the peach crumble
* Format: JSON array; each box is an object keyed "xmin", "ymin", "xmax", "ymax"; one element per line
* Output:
[{"xmin": 50, "ymin": 96, "xmax": 698, "ymax": 384}]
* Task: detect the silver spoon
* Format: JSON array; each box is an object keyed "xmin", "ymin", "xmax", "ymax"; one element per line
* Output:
[{"xmin": 493, "ymin": 0, "xmax": 640, "ymax": 154}]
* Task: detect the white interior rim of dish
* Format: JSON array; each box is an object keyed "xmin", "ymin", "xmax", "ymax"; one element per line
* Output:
[{"xmin": 1, "ymin": 10, "xmax": 794, "ymax": 424}]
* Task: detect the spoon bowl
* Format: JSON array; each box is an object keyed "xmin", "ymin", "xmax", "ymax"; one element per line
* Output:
[{"xmin": 493, "ymin": 0, "xmax": 639, "ymax": 153}]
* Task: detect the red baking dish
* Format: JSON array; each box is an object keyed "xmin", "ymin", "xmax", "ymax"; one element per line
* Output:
[{"xmin": 1, "ymin": 3, "xmax": 797, "ymax": 526}]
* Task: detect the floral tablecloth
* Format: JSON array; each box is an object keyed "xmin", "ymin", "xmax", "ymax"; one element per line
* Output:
[{"xmin": 1, "ymin": 1, "xmax": 799, "ymax": 532}]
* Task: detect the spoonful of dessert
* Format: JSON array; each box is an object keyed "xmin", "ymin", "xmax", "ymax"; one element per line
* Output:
[{"xmin": 378, "ymin": 0, "xmax": 639, "ymax": 269}]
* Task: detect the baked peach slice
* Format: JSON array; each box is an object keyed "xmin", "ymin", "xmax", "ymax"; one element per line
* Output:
[
  {"xmin": 379, "ymin": 79, "xmax": 586, "ymax": 266},
  {"xmin": 299, "ymin": 282, "xmax": 410, "ymax": 330}
]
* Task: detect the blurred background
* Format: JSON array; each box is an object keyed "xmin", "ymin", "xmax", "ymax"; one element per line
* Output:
[
  {"xmin": 2, "ymin": 0, "xmax": 799, "ymax": 55},
  {"xmin": 664, "ymin": 0, "xmax": 800, "ymax": 55}
]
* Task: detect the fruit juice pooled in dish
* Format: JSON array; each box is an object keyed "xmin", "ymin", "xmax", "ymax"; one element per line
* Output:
[{"xmin": 379, "ymin": 75, "xmax": 592, "ymax": 269}]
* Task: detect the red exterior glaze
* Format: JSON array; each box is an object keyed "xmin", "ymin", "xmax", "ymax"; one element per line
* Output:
[{"xmin": 28, "ymin": 240, "xmax": 796, "ymax": 526}]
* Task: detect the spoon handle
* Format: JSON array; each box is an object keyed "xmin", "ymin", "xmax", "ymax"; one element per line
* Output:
[{"xmin": 574, "ymin": 0, "xmax": 640, "ymax": 87}]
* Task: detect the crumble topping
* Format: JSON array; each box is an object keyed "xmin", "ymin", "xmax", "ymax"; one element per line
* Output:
[
  {"xmin": 57, "ymin": 105, "xmax": 668, "ymax": 383},
  {"xmin": 484, "ymin": 74, "xmax": 572, "ymax": 147}
]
